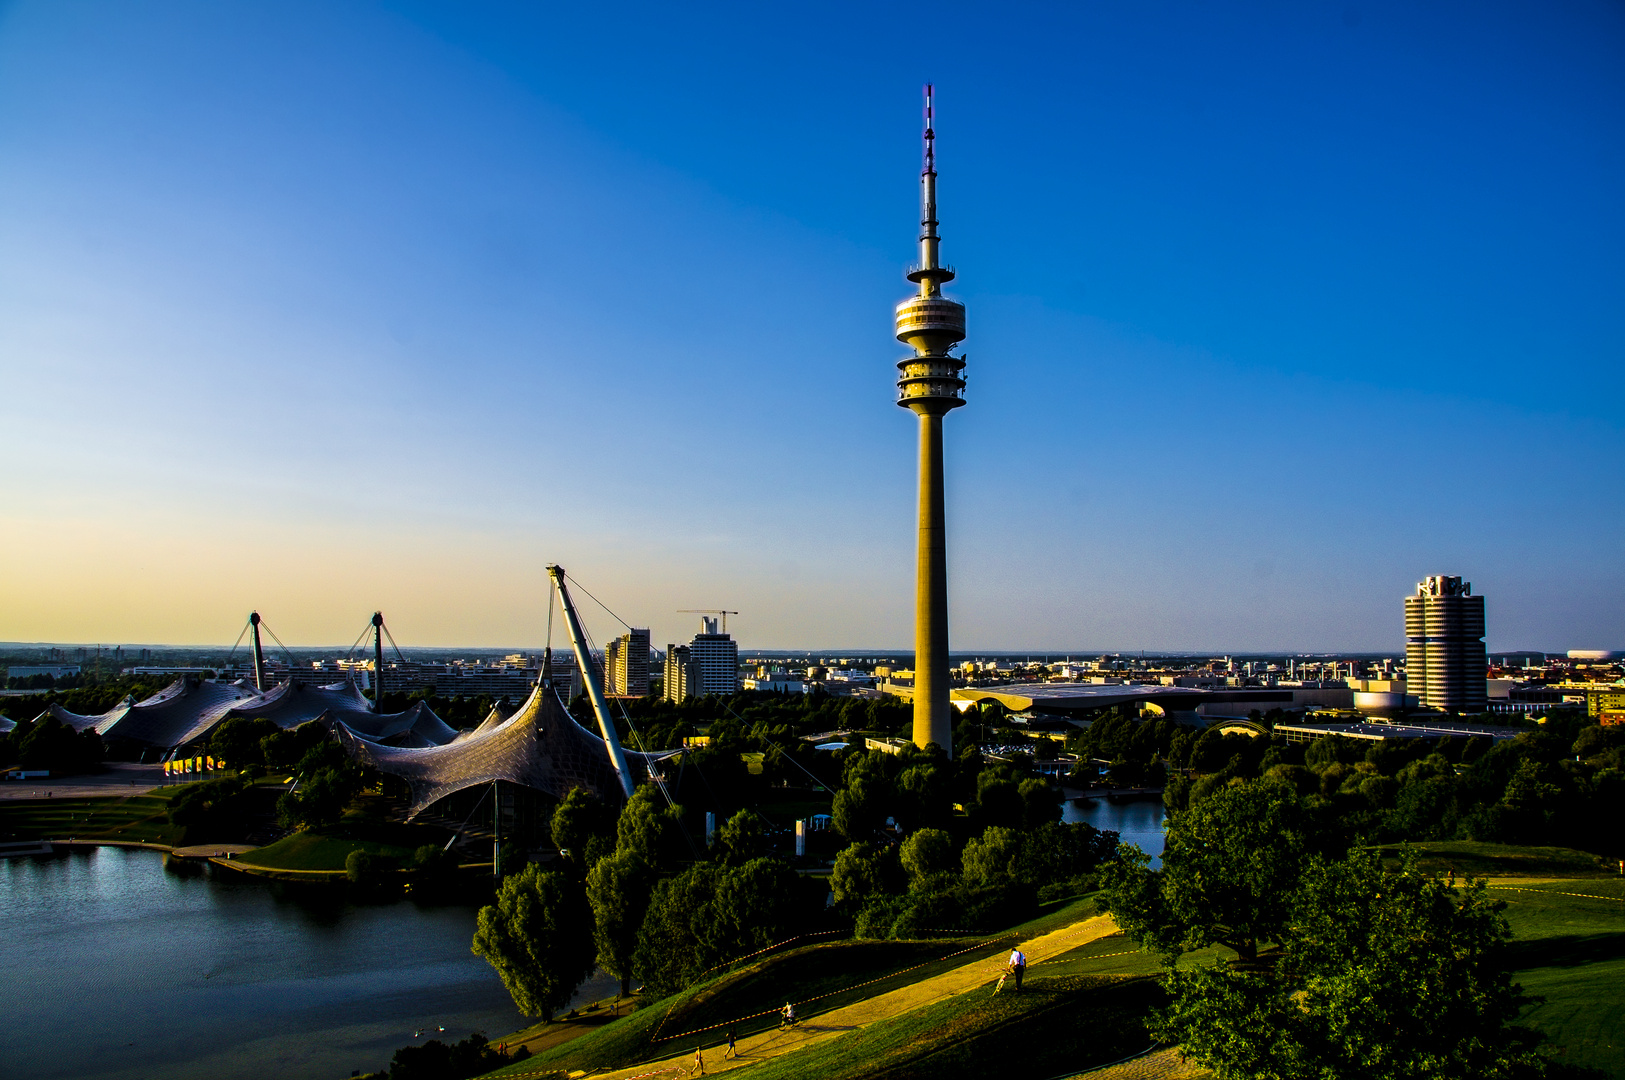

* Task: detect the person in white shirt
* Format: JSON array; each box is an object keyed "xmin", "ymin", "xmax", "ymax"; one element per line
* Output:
[{"xmin": 1008, "ymin": 948, "xmax": 1027, "ymax": 992}]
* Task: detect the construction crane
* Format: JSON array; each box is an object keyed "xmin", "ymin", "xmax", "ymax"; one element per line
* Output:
[{"xmin": 678, "ymin": 609, "xmax": 739, "ymax": 633}]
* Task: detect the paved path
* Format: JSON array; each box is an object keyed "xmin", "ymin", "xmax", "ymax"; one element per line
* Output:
[
  {"xmin": 538, "ymin": 914, "xmax": 1121, "ymax": 1080},
  {"xmin": 1068, "ymin": 1047, "xmax": 1209, "ymax": 1079},
  {"xmin": 0, "ymin": 762, "xmax": 168, "ymax": 800},
  {"xmin": 172, "ymin": 843, "xmax": 256, "ymax": 858}
]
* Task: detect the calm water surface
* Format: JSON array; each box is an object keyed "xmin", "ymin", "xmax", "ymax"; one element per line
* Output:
[
  {"xmin": 1064, "ymin": 795, "xmax": 1168, "ymax": 866},
  {"xmin": 0, "ymin": 848, "xmax": 534, "ymax": 1080}
]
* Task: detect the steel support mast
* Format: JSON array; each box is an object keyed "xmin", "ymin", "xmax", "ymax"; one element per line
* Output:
[
  {"xmin": 248, "ymin": 611, "xmax": 266, "ymax": 692},
  {"xmin": 371, "ymin": 612, "xmax": 385, "ymax": 711},
  {"xmin": 546, "ymin": 565, "xmax": 637, "ymax": 799}
]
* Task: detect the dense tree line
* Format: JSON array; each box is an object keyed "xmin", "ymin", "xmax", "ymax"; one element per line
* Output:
[
  {"xmin": 1099, "ymin": 778, "xmax": 1594, "ymax": 1078},
  {"xmin": 0, "ymin": 677, "xmax": 167, "ymax": 725},
  {"xmin": 0, "ymin": 716, "xmax": 104, "ymax": 773},
  {"xmin": 471, "ymin": 735, "xmax": 1115, "ymax": 1018},
  {"xmin": 1147, "ymin": 712, "xmax": 1625, "ymax": 857}
]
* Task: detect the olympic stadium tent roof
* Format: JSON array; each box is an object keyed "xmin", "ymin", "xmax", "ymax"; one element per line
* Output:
[
  {"xmin": 0, "ymin": 715, "xmax": 15, "ymax": 734},
  {"xmin": 334, "ymin": 701, "xmax": 460, "ymax": 748},
  {"xmin": 36, "ymin": 675, "xmax": 459, "ymax": 753},
  {"xmin": 221, "ymin": 678, "xmax": 370, "ymax": 726},
  {"xmin": 337, "ymin": 682, "xmax": 676, "ymax": 818},
  {"xmin": 43, "ymin": 677, "xmax": 265, "ymax": 748},
  {"xmin": 453, "ymin": 701, "xmax": 515, "ymax": 743}
]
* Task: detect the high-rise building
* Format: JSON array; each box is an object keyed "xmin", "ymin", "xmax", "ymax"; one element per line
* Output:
[
  {"xmin": 895, "ymin": 86, "xmax": 966, "ymax": 755},
  {"xmin": 603, "ymin": 628, "xmax": 651, "ymax": 696},
  {"xmin": 663, "ymin": 644, "xmax": 700, "ymax": 702},
  {"xmin": 1405, "ymin": 575, "xmax": 1487, "ymax": 713},
  {"xmin": 689, "ymin": 617, "xmax": 740, "ymax": 696}
]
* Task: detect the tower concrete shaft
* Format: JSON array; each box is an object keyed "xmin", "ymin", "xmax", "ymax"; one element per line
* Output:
[{"xmin": 896, "ymin": 86, "xmax": 965, "ymax": 755}]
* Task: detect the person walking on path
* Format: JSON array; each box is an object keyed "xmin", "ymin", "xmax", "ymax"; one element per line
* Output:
[
  {"xmin": 780, "ymin": 1002, "xmax": 796, "ymax": 1029},
  {"xmin": 724, "ymin": 1026, "xmax": 737, "ymax": 1059},
  {"xmin": 690, "ymin": 1046, "xmax": 705, "ymax": 1075},
  {"xmin": 1008, "ymin": 947, "xmax": 1027, "ymax": 993}
]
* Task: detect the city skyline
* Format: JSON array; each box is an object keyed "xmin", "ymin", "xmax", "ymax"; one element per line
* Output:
[{"xmin": 1, "ymin": 2, "xmax": 1621, "ymax": 652}]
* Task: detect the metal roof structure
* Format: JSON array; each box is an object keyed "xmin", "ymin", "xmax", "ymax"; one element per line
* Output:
[
  {"xmin": 43, "ymin": 677, "xmax": 264, "ymax": 748},
  {"xmin": 335, "ymin": 681, "xmax": 678, "ymax": 818},
  {"xmin": 952, "ymin": 682, "xmax": 1208, "ymax": 715},
  {"xmin": 1275, "ymin": 720, "xmax": 1527, "ymax": 743},
  {"xmin": 37, "ymin": 675, "xmax": 460, "ymax": 752}
]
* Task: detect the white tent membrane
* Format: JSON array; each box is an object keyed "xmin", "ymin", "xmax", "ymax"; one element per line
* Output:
[
  {"xmin": 336, "ymin": 682, "xmax": 678, "ymax": 818},
  {"xmin": 36, "ymin": 676, "xmax": 460, "ymax": 753}
]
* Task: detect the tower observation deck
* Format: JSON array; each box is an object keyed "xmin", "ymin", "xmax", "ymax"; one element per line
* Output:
[{"xmin": 897, "ymin": 85, "xmax": 964, "ymax": 755}]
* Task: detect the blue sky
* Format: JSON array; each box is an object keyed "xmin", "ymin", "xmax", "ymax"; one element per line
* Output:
[{"xmin": 0, "ymin": 0, "xmax": 1620, "ymax": 652}]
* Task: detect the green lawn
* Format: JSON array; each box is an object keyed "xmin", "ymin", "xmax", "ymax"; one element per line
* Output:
[
  {"xmin": 240, "ymin": 818, "xmax": 452, "ymax": 871},
  {"xmin": 738, "ymin": 973, "xmax": 1162, "ymax": 1080},
  {"xmin": 1494, "ymin": 878, "xmax": 1625, "ymax": 1077},
  {"xmin": 0, "ymin": 792, "xmax": 184, "ymax": 846},
  {"xmin": 1377, "ymin": 840, "xmax": 1615, "ymax": 878},
  {"xmin": 482, "ymin": 898, "xmax": 1100, "ymax": 1078},
  {"xmin": 480, "ymin": 938, "xmax": 1013, "ymax": 1077}
]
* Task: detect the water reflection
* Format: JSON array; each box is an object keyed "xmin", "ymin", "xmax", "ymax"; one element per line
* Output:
[
  {"xmin": 1063, "ymin": 795, "xmax": 1168, "ymax": 867},
  {"xmin": 0, "ymin": 847, "xmax": 526, "ymax": 1080}
]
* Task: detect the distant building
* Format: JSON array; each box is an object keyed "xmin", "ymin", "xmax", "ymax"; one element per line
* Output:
[
  {"xmin": 603, "ymin": 628, "xmax": 651, "ymax": 697},
  {"xmin": 1405, "ymin": 575, "xmax": 1488, "ymax": 713},
  {"xmin": 7, "ymin": 665, "xmax": 81, "ymax": 680},
  {"xmin": 689, "ymin": 617, "xmax": 740, "ymax": 696},
  {"xmin": 663, "ymin": 644, "xmax": 700, "ymax": 702}
]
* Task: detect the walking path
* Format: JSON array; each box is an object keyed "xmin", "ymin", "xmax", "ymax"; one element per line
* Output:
[
  {"xmin": 529, "ymin": 913, "xmax": 1121, "ymax": 1080},
  {"xmin": 1066, "ymin": 1047, "xmax": 1208, "ymax": 1079},
  {"xmin": 0, "ymin": 762, "xmax": 167, "ymax": 800}
]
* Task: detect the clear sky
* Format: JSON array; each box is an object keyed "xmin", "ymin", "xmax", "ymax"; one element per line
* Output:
[{"xmin": 0, "ymin": 1, "xmax": 1620, "ymax": 654}]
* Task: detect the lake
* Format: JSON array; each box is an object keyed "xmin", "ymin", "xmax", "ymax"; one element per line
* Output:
[
  {"xmin": 0, "ymin": 848, "xmax": 552, "ymax": 1080},
  {"xmin": 2, "ymin": 808, "xmax": 1165, "ymax": 1079},
  {"xmin": 1064, "ymin": 794, "xmax": 1168, "ymax": 866}
]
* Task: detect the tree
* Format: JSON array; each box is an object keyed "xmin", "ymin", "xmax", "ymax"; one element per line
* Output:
[
  {"xmin": 1018, "ymin": 777, "xmax": 1063, "ymax": 828},
  {"xmin": 209, "ymin": 717, "xmax": 279, "ymax": 769},
  {"xmin": 831, "ymin": 840, "xmax": 903, "ymax": 911},
  {"xmin": 551, "ymin": 787, "xmax": 614, "ymax": 868},
  {"xmin": 1101, "ymin": 778, "xmax": 1341, "ymax": 962},
  {"xmin": 1156, "ymin": 849, "xmax": 1563, "ymax": 1080},
  {"xmin": 345, "ymin": 850, "xmax": 376, "ymax": 884},
  {"xmin": 387, "ymin": 1031, "xmax": 509, "ymax": 1080},
  {"xmin": 277, "ymin": 762, "xmax": 364, "ymax": 830},
  {"xmin": 472, "ymin": 864, "xmax": 597, "ymax": 1019},
  {"xmin": 831, "ymin": 777, "xmax": 883, "ymax": 840},
  {"xmin": 586, "ymin": 850, "xmax": 653, "ymax": 997},
  {"xmin": 961, "ymin": 825, "xmax": 1023, "ymax": 887},
  {"xmin": 633, "ymin": 857, "xmax": 805, "ymax": 999},
  {"xmin": 167, "ymin": 775, "xmax": 253, "ymax": 841},
  {"xmin": 615, "ymin": 784, "xmax": 674, "ymax": 867},
  {"xmin": 713, "ymin": 809, "xmax": 771, "ymax": 865},
  {"xmin": 899, "ymin": 827, "xmax": 956, "ymax": 888}
]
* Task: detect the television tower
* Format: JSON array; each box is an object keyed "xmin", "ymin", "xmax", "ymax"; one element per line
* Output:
[{"xmin": 896, "ymin": 85, "xmax": 965, "ymax": 755}]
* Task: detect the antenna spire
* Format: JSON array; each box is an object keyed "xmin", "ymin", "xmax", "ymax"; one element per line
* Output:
[
  {"xmin": 923, "ymin": 84, "xmax": 935, "ymax": 175},
  {"xmin": 919, "ymin": 84, "xmax": 941, "ymax": 284}
]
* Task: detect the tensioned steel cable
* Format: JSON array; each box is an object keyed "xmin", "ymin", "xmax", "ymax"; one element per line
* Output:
[
  {"xmin": 563, "ymin": 571, "xmax": 636, "ymax": 632},
  {"xmin": 223, "ymin": 619, "xmax": 251, "ymax": 665},
  {"xmin": 258, "ymin": 619, "xmax": 298, "ymax": 668}
]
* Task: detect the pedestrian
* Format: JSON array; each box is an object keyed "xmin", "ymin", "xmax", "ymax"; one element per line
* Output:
[
  {"xmin": 1008, "ymin": 946, "xmax": 1027, "ymax": 992},
  {"xmin": 690, "ymin": 1046, "xmax": 705, "ymax": 1075},
  {"xmin": 724, "ymin": 1026, "xmax": 737, "ymax": 1059}
]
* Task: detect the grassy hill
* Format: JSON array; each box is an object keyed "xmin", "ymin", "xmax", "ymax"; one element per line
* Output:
[
  {"xmin": 0, "ymin": 791, "xmax": 183, "ymax": 845},
  {"xmin": 1496, "ymin": 877, "xmax": 1625, "ymax": 1077},
  {"xmin": 473, "ymin": 858, "xmax": 1625, "ymax": 1080}
]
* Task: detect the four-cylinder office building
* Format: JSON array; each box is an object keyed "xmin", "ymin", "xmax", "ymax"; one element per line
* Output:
[{"xmin": 1405, "ymin": 575, "xmax": 1488, "ymax": 714}]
